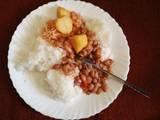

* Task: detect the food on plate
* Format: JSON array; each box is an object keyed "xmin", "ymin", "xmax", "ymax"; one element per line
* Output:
[
  {"xmin": 55, "ymin": 16, "xmax": 73, "ymax": 34},
  {"xmin": 57, "ymin": 7, "xmax": 70, "ymax": 18},
  {"xmin": 70, "ymin": 34, "xmax": 88, "ymax": 53},
  {"xmin": 20, "ymin": 6, "xmax": 113, "ymax": 102},
  {"xmin": 42, "ymin": 7, "xmax": 113, "ymax": 95}
]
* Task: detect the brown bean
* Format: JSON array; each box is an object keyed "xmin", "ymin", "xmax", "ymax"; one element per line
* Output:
[
  {"xmin": 99, "ymin": 63, "xmax": 104, "ymax": 68},
  {"xmin": 54, "ymin": 41, "xmax": 63, "ymax": 48},
  {"xmin": 71, "ymin": 12, "xmax": 77, "ymax": 20},
  {"xmin": 78, "ymin": 64, "xmax": 82, "ymax": 69},
  {"xmin": 74, "ymin": 76, "xmax": 82, "ymax": 85},
  {"xmin": 84, "ymin": 69, "xmax": 90, "ymax": 76},
  {"xmin": 104, "ymin": 59, "xmax": 113, "ymax": 65},
  {"xmin": 74, "ymin": 80, "xmax": 80, "ymax": 86},
  {"xmin": 108, "ymin": 67, "xmax": 112, "ymax": 72},
  {"xmin": 95, "ymin": 42, "xmax": 100, "ymax": 47},
  {"xmin": 86, "ymin": 45, "xmax": 93, "ymax": 54},
  {"xmin": 81, "ymin": 28, "xmax": 87, "ymax": 34},
  {"xmin": 90, "ymin": 70, "xmax": 95, "ymax": 78},
  {"xmin": 77, "ymin": 29, "xmax": 82, "ymax": 34},
  {"xmin": 95, "ymin": 58, "xmax": 101, "ymax": 64},
  {"xmin": 93, "ymin": 79, "xmax": 98, "ymax": 84},
  {"xmin": 75, "ymin": 76, "xmax": 80, "ymax": 81},
  {"xmin": 97, "ymin": 83, "xmax": 102, "ymax": 87},
  {"xmin": 96, "ymin": 88, "xmax": 103, "ymax": 94},
  {"xmin": 82, "ymin": 64, "xmax": 86, "ymax": 69},
  {"xmin": 70, "ymin": 64, "xmax": 76, "ymax": 71},
  {"xmin": 80, "ymin": 74, "xmax": 86, "ymax": 82},
  {"xmin": 64, "ymin": 46, "xmax": 70, "ymax": 53},
  {"xmin": 81, "ymin": 84, "xmax": 88, "ymax": 92},
  {"xmin": 102, "ymin": 64, "xmax": 108, "ymax": 71},
  {"xmin": 102, "ymin": 83, "xmax": 107, "ymax": 92},
  {"xmin": 85, "ymin": 91, "xmax": 91, "ymax": 95},
  {"xmin": 77, "ymin": 79, "xmax": 82, "ymax": 84},
  {"xmin": 64, "ymin": 41, "xmax": 73, "ymax": 52},
  {"xmin": 87, "ymin": 31, "xmax": 95, "ymax": 37},
  {"xmin": 95, "ymin": 48, "xmax": 101, "ymax": 57},
  {"xmin": 100, "ymin": 75, "xmax": 107, "ymax": 82},
  {"xmin": 87, "ymin": 64, "xmax": 92, "ymax": 69},
  {"xmin": 67, "ymin": 58, "xmax": 73, "ymax": 63},
  {"xmin": 88, "ymin": 40, "xmax": 94, "ymax": 45},
  {"xmin": 93, "ymin": 83, "xmax": 100, "ymax": 93},
  {"xmin": 62, "ymin": 64, "xmax": 72, "ymax": 74},
  {"xmin": 93, "ymin": 40, "xmax": 98, "ymax": 46},
  {"xmin": 52, "ymin": 64, "xmax": 61, "ymax": 69},
  {"xmin": 86, "ymin": 76, "xmax": 92, "ymax": 84},
  {"xmin": 66, "ymin": 50, "xmax": 74, "ymax": 59},
  {"xmin": 94, "ymin": 71, "xmax": 99, "ymax": 79},
  {"xmin": 87, "ymin": 46, "xmax": 93, "ymax": 51},
  {"xmin": 62, "ymin": 57, "xmax": 70, "ymax": 64},
  {"xmin": 89, "ymin": 84, "xmax": 94, "ymax": 91},
  {"xmin": 79, "ymin": 51, "xmax": 87, "ymax": 57},
  {"xmin": 89, "ymin": 54, "xmax": 93, "ymax": 59}
]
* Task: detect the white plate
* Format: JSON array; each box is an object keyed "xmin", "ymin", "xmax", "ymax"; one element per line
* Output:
[{"xmin": 8, "ymin": 1, "xmax": 130, "ymax": 119}]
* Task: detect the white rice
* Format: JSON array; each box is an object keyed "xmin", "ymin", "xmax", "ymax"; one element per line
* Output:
[
  {"xmin": 46, "ymin": 69, "xmax": 82, "ymax": 102},
  {"xmin": 20, "ymin": 37, "xmax": 64, "ymax": 71},
  {"xmin": 85, "ymin": 18, "xmax": 112, "ymax": 60}
]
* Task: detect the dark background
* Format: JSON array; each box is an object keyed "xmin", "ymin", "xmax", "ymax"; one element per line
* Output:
[{"xmin": 0, "ymin": 0, "xmax": 160, "ymax": 120}]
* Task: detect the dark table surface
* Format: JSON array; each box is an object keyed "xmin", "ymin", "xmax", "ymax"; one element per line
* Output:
[{"xmin": 0, "ymin": 0, "xmax": 160, "ymax": 120}]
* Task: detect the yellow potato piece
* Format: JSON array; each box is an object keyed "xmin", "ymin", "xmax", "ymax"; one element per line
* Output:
[
  {"xmin": 57, "ymin": 7, "xmax": 70, "ymax": 18},
  {"xmin": 55, "ymin": 16, "xmax": 73, "ymax": 34},
  {"xmin": 70, "ymin": 34, "xmax": 88, "ymax": 53}
]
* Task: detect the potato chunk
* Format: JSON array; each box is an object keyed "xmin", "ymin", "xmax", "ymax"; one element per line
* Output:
[
  {"xmin": 57, "ymin": 7, "xmax": 70, "ymax": 18},
  {"xmin": 70, "ymin": 34, "xmax": 88, "ymax": 53},
  {"xmin": 55, "ymin": 16, "xmax": 73, "ymax": 34}
]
